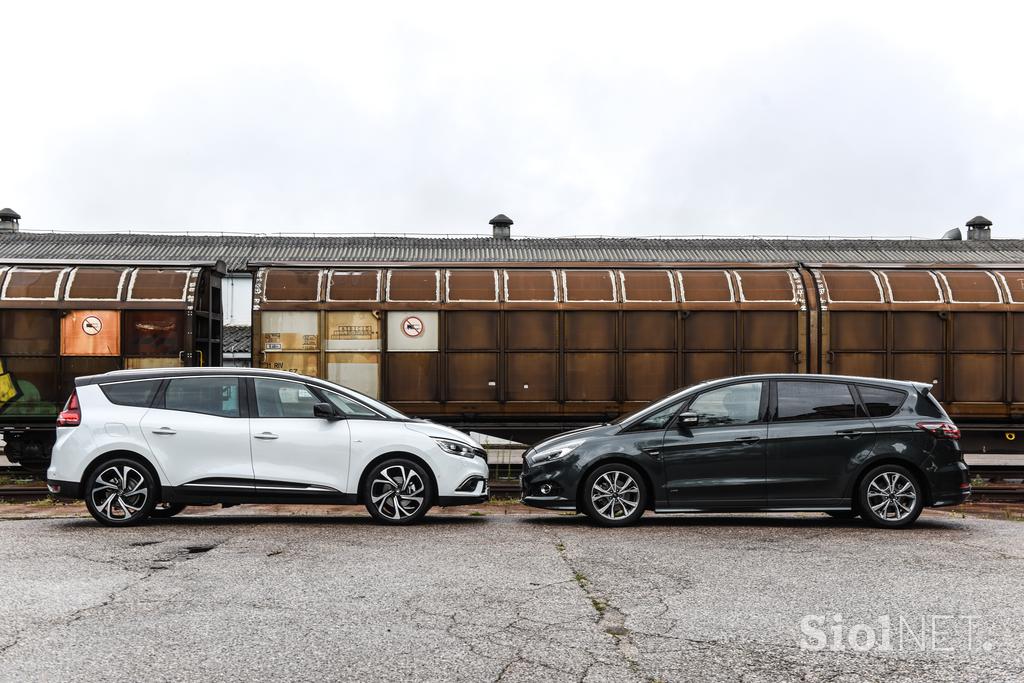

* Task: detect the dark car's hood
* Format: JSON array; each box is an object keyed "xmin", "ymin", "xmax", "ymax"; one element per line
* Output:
[{"xmin": 527, "ymin": 423, "xmax": 616, "ymax": 455}]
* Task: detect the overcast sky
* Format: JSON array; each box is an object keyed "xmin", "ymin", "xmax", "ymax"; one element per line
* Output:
[{"xmin": 2, "ymin": 1, "xmax": 1022, "ymax": 238}]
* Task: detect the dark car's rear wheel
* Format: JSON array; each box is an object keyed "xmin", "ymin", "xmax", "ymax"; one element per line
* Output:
[
  {"xmin": 363, "ymin": 458, "xmax": 432, "ymax": 525},
  {"xmin": 581, "ymin": 463, "xmax": 647, "ymax": 527},
  {"xmin": 84, "ymin": 458, "xmax": 157, "ymax": 527},
  {"xmin": 150, "ymin": 503, "xmax": 187, "ymax": 519},
  {"xmin": 858, "ymin": 465, "xmax": 923, "ymax": 529}
]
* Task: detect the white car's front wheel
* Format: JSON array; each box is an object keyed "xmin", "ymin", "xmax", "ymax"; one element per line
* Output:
[{"xmin": 363, "ymin": 458, "xmax": 433, "ymax": 525}]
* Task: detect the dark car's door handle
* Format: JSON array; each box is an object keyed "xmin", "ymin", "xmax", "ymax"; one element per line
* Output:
[
  {"xmin": 835, "ymin": 429, "xmax": 866, "ymax": 438},
  {"xmin": 734, "ymin": 436, "xmax": 761, "ymax": 443}
]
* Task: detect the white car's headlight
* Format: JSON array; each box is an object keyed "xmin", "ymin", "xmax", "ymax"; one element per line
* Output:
[
  {"xmin": 434, "ymin": 438, "xmax": 481, "ymax": 459},
  {"xmin": 528, "ymin": 439, "xmax": 584, "ymax": 465}
]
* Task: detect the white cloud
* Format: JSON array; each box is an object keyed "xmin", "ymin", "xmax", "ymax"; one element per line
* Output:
[{"xmin": 1, "ymin": 0, "xmax": 1022, "ymax": 237}]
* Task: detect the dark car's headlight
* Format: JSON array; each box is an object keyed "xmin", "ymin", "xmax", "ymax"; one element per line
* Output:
[
  {"xmin": 434, "ymin": 438, "xmax": 482, "ymax": 459},
  {"xmin": 527, "ymin": 439, "xmax": 585, "ymax": 465}
]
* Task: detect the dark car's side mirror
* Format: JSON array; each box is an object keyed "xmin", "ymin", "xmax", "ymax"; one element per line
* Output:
[
  {"xmin": 313, "ymin": 403, "xmax": 344, "ymax": 421},
  {"xmin": 677, "ymin": 412, "xmax": 699, "ymax": 429}
]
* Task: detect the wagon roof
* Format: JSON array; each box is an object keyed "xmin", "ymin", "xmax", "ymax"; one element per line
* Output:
[{"xmin": 3, "ymin": 231, "xmax": 1024, "ymax": 272}]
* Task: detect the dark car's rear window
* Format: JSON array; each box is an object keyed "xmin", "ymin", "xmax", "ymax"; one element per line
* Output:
[
  {"xmin": 855, "ymin": 385, "xmax": 908, "ymax": 418},
  {"xmin": 914, "ymin": 391, "xmax": 947, "ymax": 419},
  {"xmin": 100, "ymin": 380, "xmax": 161, "ymax": 408}
]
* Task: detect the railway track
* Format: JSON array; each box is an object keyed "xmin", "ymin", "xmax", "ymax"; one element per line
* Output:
[{"xmin": 0, "ymin": 486, "xmax": 49, "ymax": 501}]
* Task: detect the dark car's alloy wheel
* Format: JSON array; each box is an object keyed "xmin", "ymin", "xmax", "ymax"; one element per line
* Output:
[
  {"xmin": 364, "ymin": 459, "xmax": 432, "ymax": 524},
  {"xmin": 85, "ymin": 459, "xmax": 157, "ymax": 526},
  {"xmin": 581, "ymin": 464, "xmax": 647, "ymax": 527},
  {"xmin": 858, "ymin": 465, "xmax": 923, "ymax": 528}
]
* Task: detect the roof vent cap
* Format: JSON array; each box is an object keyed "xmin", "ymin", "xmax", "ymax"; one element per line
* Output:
[
  {"xmin": 0, "ymin": 207, "xmax": 20, "ymax": 233},
  {"xmin": 966, "ymin": 215, "xmax": 992, "ymax": 241},
  {"xmin": 941, "ymin": 227, "xmax": 962, "ymax": 240},
  {"xmin": 489, "ymin": 213, "xmax": 513, "ymax": 240}
]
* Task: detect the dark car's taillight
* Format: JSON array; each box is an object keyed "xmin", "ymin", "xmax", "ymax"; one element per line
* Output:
[
  {"xmin": 916, "ymin": 420, "xmax": 960, "ymax": 439},
  {"xmin": 57, "ymin": 390, "xmax": 81, "ymax": 427}
]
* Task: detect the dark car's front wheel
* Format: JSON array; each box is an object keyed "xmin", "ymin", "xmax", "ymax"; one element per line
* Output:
[
  {"xmin": 580, "ymin": 463, "xmax": 647, "ymax": 527},
  {"xmin": 858, "ymin": 465, "xmax": 923, "ymax": 529},
  {"xmin": 364, "ymin": 458, "xmax": 433, "ymax": 525},
  {"xmin": 84, "ymin": 458, "xmax": 157, "ymax": 527}
]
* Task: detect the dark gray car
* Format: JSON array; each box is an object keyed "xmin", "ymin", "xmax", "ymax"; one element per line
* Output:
[{"xmin": 520, "ymin": 374, "xmax": 970, "ymax": 528}]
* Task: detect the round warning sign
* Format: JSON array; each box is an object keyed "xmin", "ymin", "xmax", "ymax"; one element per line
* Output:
[
  {"xmin": 401, "ymin": 316, "xmax": 425, "ymax": 338},
  {"xmin": 82, "ymin": 315, "xmax": 103, "ymax": 336}
]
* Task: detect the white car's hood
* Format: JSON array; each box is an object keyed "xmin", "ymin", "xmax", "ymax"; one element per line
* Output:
[{"xmin": 403, "ymin": 420, "xmax": 482, "ymax": 447}]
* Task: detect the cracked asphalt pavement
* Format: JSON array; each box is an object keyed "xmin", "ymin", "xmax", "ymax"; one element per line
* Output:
[{"xmin": 1, "ymin": 510, "xmax": 1022, "ymax": 682}]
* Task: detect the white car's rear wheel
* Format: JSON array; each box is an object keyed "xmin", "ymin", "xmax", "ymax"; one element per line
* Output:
[{"xmin": 84, "ymin": 458, "xmax": 157, "ymax": 527}]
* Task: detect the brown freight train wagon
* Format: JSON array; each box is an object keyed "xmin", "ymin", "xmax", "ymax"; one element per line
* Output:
[
  {"xmin": 251, "ymin": 262, "xmax": 1024, "ymax": 453},
  {"xmin": 0, "ymin": 259, "xmax": 225, "ymax": 472},
  {"xmin": 250, "ymin": 263, "xmax": 808, "ymax": 442}
]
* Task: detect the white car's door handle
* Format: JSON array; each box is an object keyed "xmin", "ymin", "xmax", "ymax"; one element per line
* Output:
[
  {"xmin": 254, "ymin": 432, "xmax": 279, "ymax": 440},
  {"xmin": 151, "ymin": 428, "xmax": 176, "ymax": 435}
]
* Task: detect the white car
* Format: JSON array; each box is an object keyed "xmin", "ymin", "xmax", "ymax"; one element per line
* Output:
[{"xmin": 47, "ymin": 368, "xmax": 489, "ymax": 526}]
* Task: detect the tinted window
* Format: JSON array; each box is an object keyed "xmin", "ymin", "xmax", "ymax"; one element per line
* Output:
[
  {"xmin": 776, "ymin": 381, "xmax": 857, "ymax": 421},
  {"xmin": 856, "ymin": 385, "xmax": 910, "ymax": 418},
  {"xmin": 101, "ymin": 380, "xmax": 160, "ymax": 407},
  {"xmin": 323, "ymin": 389, "xmax": 382, "ymax": 418},
  {"xmin": 630, "ymin": 400, "xmax": 683, "ymax": 432},
  {"xmin": 687, "ymin": 382, "xmax": 763, "ymax": 427},
  {"xmin": 254, "ymin": 379, "xmax": 321, "ymax": 418},
  {"xmin": 164, "ymin": 377, "xmax": 240, "ymax": 418}
]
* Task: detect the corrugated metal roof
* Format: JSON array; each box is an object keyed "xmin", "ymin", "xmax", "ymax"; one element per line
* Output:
[
  {"xmin": 2, "ymin": 231, "xmax": 1024, "ymax": 271},
  {"xmin": 222, "ymin": 325, "xmax": 251, "ymax": 354}
]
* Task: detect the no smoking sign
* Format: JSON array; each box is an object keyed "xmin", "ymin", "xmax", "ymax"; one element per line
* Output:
[{"xmin": 401, "ymin": 316, "xmax": 425, "ymax": 338}]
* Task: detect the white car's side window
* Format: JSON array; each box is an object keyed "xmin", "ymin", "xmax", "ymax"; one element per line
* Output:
[
  {"xmin": 322, "ymin": 390, "xmax": 382, "ymax": 419},
  {"xmin": 253, "ymin": 378, "xmax": 320, "ymax": 418},
  {"xmin": 164, "ymin": 377, "xmax": 241, "ymax": 418}
]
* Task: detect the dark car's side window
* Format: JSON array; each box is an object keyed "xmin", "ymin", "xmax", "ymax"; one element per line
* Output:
[
  {"xmin": 775, "ymin": 381, "xmax": 857, "ymax": 422},
  {"xmin": 857, "ymin": 385, "xmax": 910, "ymax": 418},
  {"xmin": 629, "ymin": 400, "xmax": 684, "ymax": 432},
  {"xmin": 164, "ymin": 377, "xmax": 241, "ymax": 418},
  {"xmin": 101, "ymin": 379, "xmax": 161, "ymax": 407},
  {"xmin": 687, "ymin": 382, "xmax": 763, "ymax": 427},
  {"xmin": 254, "ymin": 378, "xmax": 321, "ymax": 418}
]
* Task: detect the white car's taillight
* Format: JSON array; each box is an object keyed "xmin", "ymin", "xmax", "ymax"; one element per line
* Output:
[{"xmin": 56, "ymin": 390, "xmax": 82, "ymax": 427}]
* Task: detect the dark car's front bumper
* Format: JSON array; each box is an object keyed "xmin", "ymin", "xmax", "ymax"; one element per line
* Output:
[{"xmin": 520, "ymin": 459, "xmax": 578, "ymax": 511}]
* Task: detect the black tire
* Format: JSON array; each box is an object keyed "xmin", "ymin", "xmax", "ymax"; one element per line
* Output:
[
  {"xmin": 858, "ymin": 464, "xmax": 923, "ymax": 529},
  {"xmin": 363, "ymin": 458, "xmax": 433, "ymax": 525},
  {"xmin": 580, "ymin": 463, "xmax": 647, "ymax": 527},
  {"xmin": 826, "ymin": 511, "xmax": 859, "ymax": 520},
  {"xmin": 84, "ymin": 458, "xmax": 158, "ymax": 527},
  {"xmin": 149, "ymin": 503, "xmax": 187, "ymax": 519}
]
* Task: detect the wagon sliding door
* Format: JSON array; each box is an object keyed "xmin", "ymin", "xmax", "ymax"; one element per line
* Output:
[
  {"xmin": 677, "ymin": 269, "xmax": 804, "ymax": 385},
  {"xmin": 257, "ymin": 268, "xmax": 322, "ymax": 378},
  {"xmin": 504, "ymin": 270, "xmax": 559, "ymax": 403},
  {"xmin": 326, "ymin": 270, "xmax": 383, "ymax": 398},
  {"xmin": 384, "ymin": 270, "xmax": 440, "ymax": 402},
  {"xmin": 620, "ymin": 270, "xmax": 677, "ymax": 401},
  {"xmin": 445, "ymin": 270, "xmax": 500, "ymax": 403}
]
